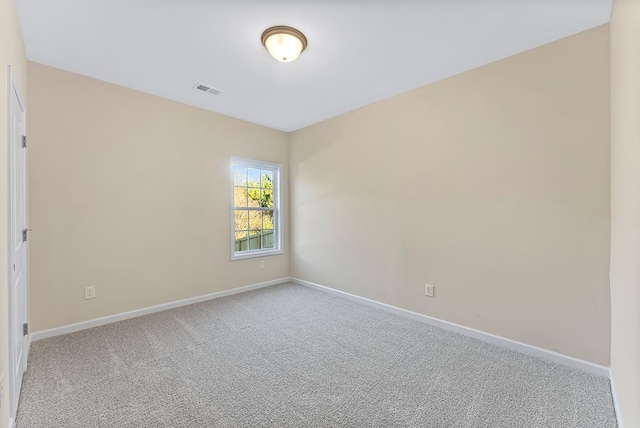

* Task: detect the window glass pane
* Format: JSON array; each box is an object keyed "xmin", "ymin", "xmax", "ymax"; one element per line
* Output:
[
  {"xmin": 233, "ymin": 187, "xmax": 247, "ymax": 207},
  {"xmin": 233, "ymin": 166, "xmax": 247, "ymax": 186},
  {"xmin": 234, "ymin": 210, "xmax": 248, "ymax": 231},
  {"xmin": 261, "ymin": 170, "xmax": 273, "ymax": 189},
  {"xmin": 248, "ymin": 210, "xmax": 262, "ymax": 232},
  {"xmin": 262, "ymin": 189, "xmax": 273, "ymax": 208},
  {"xmin": 248, "ymin": 168, "xmax": 261, "ymax": 188},
  {"xmin": 263, "ymin": 210, "xmax": 274, "ymax": 229},
  {"xmin": 248, "ymin": 230, "xmax": 262, "ymax": 250},
  {"xmin": 234, "ymin": 231, "xmax": 248, "ymax": 251},
  {"xmin": 232, "ymin": 161, "xmax": 280, "ymax": 257},
  {"xmin": 247, "ymin": 187, "xmax": 261, "ymax": 207},
  {"xmin": 262, "ymin": 230, "xmax": 274, "ymax": 249}
]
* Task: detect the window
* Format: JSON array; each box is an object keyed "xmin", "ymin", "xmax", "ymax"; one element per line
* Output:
[{"xmin": 231, "ymin": 158, "xmax": 282, "ymax": 260}]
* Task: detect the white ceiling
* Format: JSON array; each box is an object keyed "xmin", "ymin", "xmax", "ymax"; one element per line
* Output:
[{"xmin": 17, "ymin": 0, "xmax": 612, "ymax": 132}]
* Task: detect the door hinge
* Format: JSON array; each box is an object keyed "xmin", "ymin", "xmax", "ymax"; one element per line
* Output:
[
  {"xmin": 22, "ymin": 228, "xmax": 32, "ymax": 242},
  {"xmin": 23, "ymin": 323, "xmax": 28, "ymax": 336},
  {"xmin": 22, "ymin": 135, "xmax": 27, "ymax": 148}
]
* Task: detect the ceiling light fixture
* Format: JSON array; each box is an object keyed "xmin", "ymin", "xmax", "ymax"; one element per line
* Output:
[{"xmin": 261, "ymin": 26, "xmax": 307, "ymax": 63}]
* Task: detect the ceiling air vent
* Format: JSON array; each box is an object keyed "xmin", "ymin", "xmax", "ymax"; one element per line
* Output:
[{"xmin": 194, "ymin": 83, "xmax": 223, "ymax": 95}]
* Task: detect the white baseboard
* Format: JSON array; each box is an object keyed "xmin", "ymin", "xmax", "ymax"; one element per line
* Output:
[
  {"xmin": 31, "ymin": 277, "xmax": 289, "ymax": 342},
  {"xmin": 610, "ymin": 375, "xmax": 623, "ymax": 428},
  {"xmin": 290, "ymin": 277, "xmax": 610, "ymax": 378},
  {"xmin": 29, "ymin": 274, "xmax": 610, "ymax": 379}
]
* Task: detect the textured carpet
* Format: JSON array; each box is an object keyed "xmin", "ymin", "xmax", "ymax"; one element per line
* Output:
[{"xmin": 16, "ymin": 282, "xmax": 617, "ymax": 427}]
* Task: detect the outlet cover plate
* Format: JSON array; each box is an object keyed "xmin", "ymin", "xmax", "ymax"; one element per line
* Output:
[
  {"xmin": 84, "ymin": 286, "xmax": 96, "ymax": 300},
  {"xmin": 425, "ymin": 284, "xmax": 435, "ymax": 297}
]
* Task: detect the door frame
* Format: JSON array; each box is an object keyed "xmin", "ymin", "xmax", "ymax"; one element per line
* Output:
[{"xmin": 7, "ymin": 65, "xmax": 28, "ymax": 421}]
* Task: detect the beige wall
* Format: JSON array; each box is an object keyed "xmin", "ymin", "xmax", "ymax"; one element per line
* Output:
[
  {"xmin": 28, "ymin": 63, "xmax": 289, "ymax": 332},
  {"xmin": 0, "ymin": 0, "xmax": 28, "ymax": 425},
  {"xmin": 289, "ymin": 26, "xmax": 611, "ymax": 365},
  {"xmin": 610, "ymin": 0, "xmax": 640, "ymax": 425}
]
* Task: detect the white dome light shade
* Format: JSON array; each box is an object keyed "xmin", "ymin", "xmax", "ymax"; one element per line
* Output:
[
  {"xmin": 264, "ymin": 33, "xmax": 302, "ymax": 62},
  {"xmin": 261, "ymin": 26, "xmax": 307, "ymax": 63}
]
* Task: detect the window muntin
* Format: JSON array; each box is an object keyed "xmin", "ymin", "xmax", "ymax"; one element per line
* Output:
[{"xmin": 231, "ymin": 158, "xmax": 282, "ymax": 260}]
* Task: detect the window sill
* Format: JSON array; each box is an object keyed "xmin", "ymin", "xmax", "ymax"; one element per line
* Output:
[{"xmin": 231, "ymin": 249, "xmax": 284, "ymax": 261}]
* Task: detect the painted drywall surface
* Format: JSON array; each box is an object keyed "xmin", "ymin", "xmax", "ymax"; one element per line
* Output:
[
  {"xmin": 289, "ymin": 26, "xmax": 611, "ymax": 365},
  {"xmin": 610, "ymin": 0, "xmax": 640, "ymax": 425},
  {"xmin": 28, "ymin": 63, "xmax": 289, "ymax": 332},
  {"xmin": 0, "ymin": 0, "xmax": 28, "ymax": 425}
]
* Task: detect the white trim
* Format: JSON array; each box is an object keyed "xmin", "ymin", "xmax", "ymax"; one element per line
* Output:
[
  {"xmin": 610, "ymin": 374, "xmax": 624, "ymax": 428},
  {"xmin": 289, "ymin": 277, "xmax": 610, "ymax": 377},
  {"xmin": 230, "ymin": 157, "xmax": 283, "ymax": 261},
  {"xmin": 231, "ymin": 247, "xmax": 284, "ymax": 261},
  {"xmin": 31, "ymin": 277, "xmax": 289, "ymax": 342},
  {"xmin": 8, "ymin": 418, "xmax": 15, "ymax": 428}
]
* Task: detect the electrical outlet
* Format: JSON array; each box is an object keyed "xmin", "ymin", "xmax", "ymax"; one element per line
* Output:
[
  {"xmin": 425, "ymin": 284, "xmax": 435, "ymax": 297},
  {"xmin": 259, "ymin": 260, "xmax": 265, "ymax": 269},
  {"xmin": 84, "ymin": 286, "xmax": 96, "ymax": 300}
]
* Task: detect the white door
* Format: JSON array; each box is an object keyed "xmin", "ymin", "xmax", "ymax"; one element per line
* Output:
[{"xmin": 8, "ymin": 68, "xmax": 28, "ymax": 419}]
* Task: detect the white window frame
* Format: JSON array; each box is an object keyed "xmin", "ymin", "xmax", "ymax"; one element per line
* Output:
[{"xmin": 230, "ymin": 157, "xmax": 283, "ymax": 260}]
